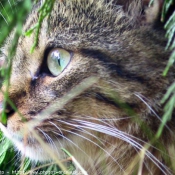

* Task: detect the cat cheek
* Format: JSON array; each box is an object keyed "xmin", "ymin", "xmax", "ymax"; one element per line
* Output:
[{"xmin": 0, "ymin": 90, "xmax": 27, "ymax": 131}]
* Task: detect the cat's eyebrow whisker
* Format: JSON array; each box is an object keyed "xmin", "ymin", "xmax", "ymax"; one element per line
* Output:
[
  {"xmin": 64, "ymin": 119, "xmax": 172, "ymax": 175},
  {"xmin": 134, "ymin": 92, "xmax": 172, "ymax": 133}
]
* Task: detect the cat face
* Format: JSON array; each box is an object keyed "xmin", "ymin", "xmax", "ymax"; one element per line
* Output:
[{"xmin": 0, "ymin": 0, "xmax": 174, "ymax": 174}]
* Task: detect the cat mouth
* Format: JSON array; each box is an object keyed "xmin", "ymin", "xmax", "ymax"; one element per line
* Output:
[
  {"xmin": 2, "ymin": 113, "xmax": 80, "ymax": 145},
  {"xmin": 4, "ymin": 117, "xmax": 85, "ymax": 162}
]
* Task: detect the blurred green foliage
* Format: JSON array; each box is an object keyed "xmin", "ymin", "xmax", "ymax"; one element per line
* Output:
[{"xmin": 0, "ymin": 0, "xmax": 32, "ymax": 173}]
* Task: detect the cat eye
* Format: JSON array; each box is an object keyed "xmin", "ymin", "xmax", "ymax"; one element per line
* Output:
[{"xmin": 47, "ymin": 48, "xmax": 71, "ymax": 76}]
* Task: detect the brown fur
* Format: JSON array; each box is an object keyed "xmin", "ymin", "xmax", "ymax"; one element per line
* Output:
[{"xmin": 0, "ymin": 0, "xmax": 175, "ymax": 174}]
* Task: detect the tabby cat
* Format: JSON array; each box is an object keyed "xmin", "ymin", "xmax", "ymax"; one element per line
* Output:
[{"xmin": 0, "ymin": 0, "xmax": 175, "ymax": 174}]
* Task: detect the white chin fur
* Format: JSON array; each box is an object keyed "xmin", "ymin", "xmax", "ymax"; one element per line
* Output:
[
  {"xmin": 0, "ymin": 123, "xmax": 61, "ymax": 162},
  {"xmin": 15, "ymin": 142, "xmax": 55, "ymax": 162}
]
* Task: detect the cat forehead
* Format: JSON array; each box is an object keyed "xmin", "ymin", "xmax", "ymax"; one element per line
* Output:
[
  {"xmin": 20, "ymin": 0, "xmax": 141, "ymax": 53},
  {"xmin": 0, "ymin": 0, "xmax": 152, "ymax": 66}
]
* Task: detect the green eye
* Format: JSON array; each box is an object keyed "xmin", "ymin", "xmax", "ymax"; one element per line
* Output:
[{"xmin": 47, "ymin": 48, "xmax": 71, "ymax": 76}]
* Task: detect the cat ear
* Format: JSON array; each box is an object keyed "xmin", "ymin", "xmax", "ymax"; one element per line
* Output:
[
  {"xmin": 143, "ymin": 0, "xmax": 163, "ymax": 25},
  {"xmin": 117, "ymin": 0, "xmax": 163, "ymax": 25}
]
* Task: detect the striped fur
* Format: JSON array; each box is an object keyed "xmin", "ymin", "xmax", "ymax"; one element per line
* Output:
[{"xmin": 0, "ymin": 0, "xmax": 175, "ymax": 174}]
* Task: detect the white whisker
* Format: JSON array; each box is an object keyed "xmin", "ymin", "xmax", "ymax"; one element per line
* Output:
[
  {"xmin": 49, "ymin": 121, "xmax": 90, "ymax": 158},
  {"xmin": 85, "ymin": 116, "xmax": 172, "ymax": 160},
  {"xmin": 52, "ymin": 130, "xmax": 89, "ymax": 158},
  {"xmin": 49, "ymin": 121, "xmax": 63, "ymax": 136},
  {"xmin": 58, "ymin": 122, "xmax": 125, "ymax": 173},
  {"xmin": 37, "ymin": 128, "xmax": 59, "ymax": 156},
  {"xmin": 134, "ymin": 92, "xmax": 172, "ymax": 133},
  {"xmin": 73, "ymin": 115, "xmax": 133, "ymax": 121},
  {"xmin": 59, "ymin": 119, "xmax": 172, "ymax": 175},
  {"xmin": 53, "ymin": 118, "xmax": 106, "ymax": 147}
]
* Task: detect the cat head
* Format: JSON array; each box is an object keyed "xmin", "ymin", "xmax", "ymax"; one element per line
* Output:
[{"xmin": 0, "ymin": 0, "xmax": 174, "ymax": 174}]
